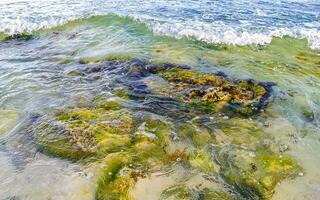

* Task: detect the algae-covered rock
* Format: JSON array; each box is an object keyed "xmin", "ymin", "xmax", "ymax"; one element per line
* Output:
[
  {"xmin": 175, "ymin": 115, "xmax": 301, "ymax": 200},
  {"xmin": 95, "ymin": 114, "xmax": 175, "ymax": 200},
  {"xmin": 219, "ymin": 148, "xmax": 301, "ymax": 199},
  {"xmin": 24, "ymin": 59, "xmax": 298, "ymax": 200},
  {"xmin": 29, "ymin": 98, "xmax": 180, "ymax": 199},
  {"xmin": 4, "ymin": 33, "xmax": 33, "ymax": 41},
  {"xmin": 216, "ymin": 117, "xmax": 264, "ymax": 146},
  {"xmin": 31, "ymin": 100, "xmax": 133, "ymax": 161},
  {"xmin": 151, "ymin": 68, "xmax": 272, "ymax": 116}
]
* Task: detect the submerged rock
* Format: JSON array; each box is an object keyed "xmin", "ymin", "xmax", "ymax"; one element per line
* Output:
[
  {"xmin": 219, "ymin": 148, "xmax": 301, "ymax": 199},
  {"xmin": 213, "ymin": 118, "xmax": 301, "ymax": 199},
  {"xmin": 31, "ymin": 100, "xmax": 133, "ymax": 161},
  {"xmin": 29, "ymin": 98, "xmax": 179, "ymax": 199},
  {"xmin": 4, "ymin": 33, "xmax": 33, "ymax": 41},
  {"xmin": 23, "ymin": 59, "xmax": 299, "ymax": 200},
  {"xmin": 151, "ymin": 68, "xmax": 272, "ymax": 116}
]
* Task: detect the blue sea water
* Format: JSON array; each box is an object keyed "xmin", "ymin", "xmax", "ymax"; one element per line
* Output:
[{"xmin": 0, "ymin": 0, "xmax": 319, "ymax": 48}]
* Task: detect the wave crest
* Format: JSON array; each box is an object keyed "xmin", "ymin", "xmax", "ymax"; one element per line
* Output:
[{"xmin": 147, "ymin": 20, "xmax": 320, "ymax": 49}]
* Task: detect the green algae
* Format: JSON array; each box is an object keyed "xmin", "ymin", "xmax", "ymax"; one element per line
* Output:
[
  {"xmin": 96, "ymin": 153, "xmax": 135, "ymax": 200},
  {"xmin": 295, "ymin": 52, "xmax": 320, "ymax": 65},
  {"xmin": 178, "ymin": 122, "xmax": 213, "ymax": 148},
  {"xmin": 94, "ymin": 115, "xmax": 176, "ymax": 200},
  {"xmin": 216, "ymin": 117, "xmax": 264, "ymax": 146},
  {"xmin": 0, "ymin": 12, "xmax": 317, "ymax": 199},
  {"xmin": 188, "ymin": 150, "xmax": 215, "ymax": 174},
  {"xmin": 113, "ymin": 87, "xmax": 129, "ymax": 100},
  {"xmin": 130, "ymin": 115, "xmax": 175, "ymax": 167}
]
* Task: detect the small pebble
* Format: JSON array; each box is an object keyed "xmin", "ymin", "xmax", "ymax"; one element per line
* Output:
[
  {"xmin": 176, "ymin": 158, "xmax": 182, "ymax": 162},
  {"xmin": 223, "ymin": 116, "xmax": 229, "ymax": 120},
  {"xmin": 298, "ymin": 172, "xmax": 304, "ymax": 177}
]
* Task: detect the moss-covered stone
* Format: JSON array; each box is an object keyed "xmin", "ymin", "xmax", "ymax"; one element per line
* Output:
[
  {"xmin": 219, "ymin": 148, "xmax": 301, "ymax": 199},
  {"xmin": 216, "ymin": 118, "xmax": 264, "ymax": 146},
  {"xmin": 29, "ymin": 99, "xmax": 181, "ymax": 199},
  {"xmin": 4, "ymin": 33, "xmax": 33, "ymax": 41},
  {"xmin": 152, "ymin": 68, "xmax": 270, "ymax": 116},
  {"xmin": 31, "ymin": 100, "xmax": 134, "ymax": 161}
]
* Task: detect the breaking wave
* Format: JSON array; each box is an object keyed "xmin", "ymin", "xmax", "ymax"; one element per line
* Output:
[{"xmin": 0, "ymin": 0, "xmax": 319, "ymax": 49}]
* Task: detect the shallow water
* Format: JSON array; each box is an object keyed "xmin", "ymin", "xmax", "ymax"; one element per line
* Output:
[{"xmin": 0, "ymin": 1, "xmax": 320, "ymax": 200}]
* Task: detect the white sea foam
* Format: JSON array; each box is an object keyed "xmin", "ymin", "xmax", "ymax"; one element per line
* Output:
[
  {"xmin": 147, "ymin": 20, "xmax": 320, "ymax": 49},
  {"xmin": 0, "ymin": 0, "xmax": 319, "ymax": 49}
]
